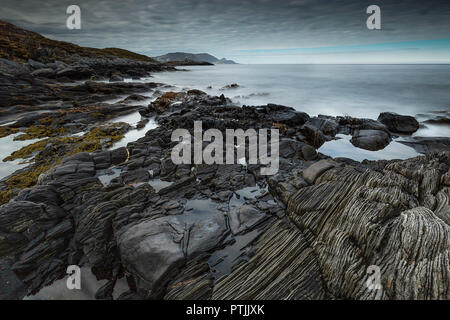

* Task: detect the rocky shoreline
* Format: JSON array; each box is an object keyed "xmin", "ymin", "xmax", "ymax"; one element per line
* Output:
[{"xmin": 0, "ymin": 22, "xmax": 449, "ymax": 300}]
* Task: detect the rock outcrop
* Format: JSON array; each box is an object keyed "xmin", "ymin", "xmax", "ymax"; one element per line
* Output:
[
  {"xmin": 0, "ymin": 90, "xmax": 448, "ymax": 300},
  {"xmin": 214, "ymin": 152, "xmax": 450, "ymax": 300}
]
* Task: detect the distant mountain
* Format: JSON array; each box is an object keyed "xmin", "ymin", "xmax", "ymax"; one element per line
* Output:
[{"xmin": 154, "ymin": 52, "xmax": 237, "ymax": 64}]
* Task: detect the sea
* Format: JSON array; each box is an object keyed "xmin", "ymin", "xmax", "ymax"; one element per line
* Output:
[{"xmin": 150, "ymin": 64, "xmax": 450, "ymax": 120}]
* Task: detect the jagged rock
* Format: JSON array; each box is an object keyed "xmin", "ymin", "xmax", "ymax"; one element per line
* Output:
[
  {"xmin": 164, "ymin": 260, "xmax": 213, "ymax": 300},
  {"xmin": 278, "ymin": 139, "xmax": 304, "ymax": 159},
  {"xmin": 0, "ymin": 58, "xmax": 30, "ymax": 75},
  {"xmin": 213, "ymin": 219, "xmax": 328, "ymax": 299},
  {"xmin": 214, "ymin": 152, "xmax": 450, "ymax": 300},
  {"xmin": 185, "ymin": 210, "xmax": 227, "ymax": 257},
  {"xmin": 45, "ymin": 220, "xmax": 72, "ymax": 240}
]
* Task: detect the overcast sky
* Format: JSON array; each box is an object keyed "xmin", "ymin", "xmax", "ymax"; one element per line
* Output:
[{"xmin": 1, "ymin": 0, "xmax": 450, "ymax": 63}]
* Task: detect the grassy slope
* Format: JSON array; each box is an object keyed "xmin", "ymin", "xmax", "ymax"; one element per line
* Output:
[{"xmin": 0, "ymin": 20, "xmax": 157, "ymax": 63}]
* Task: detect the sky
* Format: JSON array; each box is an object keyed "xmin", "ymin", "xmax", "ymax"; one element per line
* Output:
[{"xmin": 1, "ymin": 0, "xmax": 450, "ymax": 64}]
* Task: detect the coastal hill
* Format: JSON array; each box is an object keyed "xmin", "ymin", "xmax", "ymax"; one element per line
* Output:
[
  {"xmin": 154, "ymin": 52, "xmax": 237, "ymax": 64},
  {"xmin": 0, "ymin": 20, "xmax": 157, "ymax": 63}
]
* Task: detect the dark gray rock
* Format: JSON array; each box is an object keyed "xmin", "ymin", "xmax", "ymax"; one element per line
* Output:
[
  {"xmin": 307, "ymin": 117, "xmax": 338, "ymax": 136},
  {"xmin": 398, "ymin": 137, "xmax": 450, "ymax": 154},
  {"xmin": 117, "ymin": 216, "xmax": 185, "ymax": 298},
  {"xmin": 301, "ymin": 145, "xmax": 317, "ymax": 161},
  {"xmin": 271, "ymin": 110, "xmax": 310, "ymax": 126},
  {"xmin": 27, "ymin": 59, "xmax": 46, "ymax": 69},
  {"xmin": 30, "ymin": 68, "xmax": 55, "ymax": 78},
  {"xmin": 228, "ymin": 204, "xmax": 266, "ymax": 235},
  {"xmin": 95, "ymin": 280, "xmax": 115, "ymax": 300},
  {"xmin": 350, "ymin": 129, "xmax": 391, "ymax": 151},
  {"xmin": 109, "ymin": 74, "xmax": 124, "ymax": 82},
  {"xmin": 302, "ymin": 160, "xmax": 336, "ymax": 184},
  {"xmin": 378, "ymin": 112, "xmax": 419, "ymax": 134},
  {"xmin": 0, "ymin": 258, "xmax": 27, "ymax": 299}
]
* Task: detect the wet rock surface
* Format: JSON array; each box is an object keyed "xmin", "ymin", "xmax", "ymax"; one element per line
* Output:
[{"xmin": 0, "ymin": 87, "xmax": 448, "ymax": 300}]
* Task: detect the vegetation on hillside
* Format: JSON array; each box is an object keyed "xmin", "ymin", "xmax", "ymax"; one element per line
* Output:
[{"xmin": 0, "ymin": 20, "xmax": 157, "ymax": 63}]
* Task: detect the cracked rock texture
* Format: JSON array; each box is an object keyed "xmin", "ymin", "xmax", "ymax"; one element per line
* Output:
[{"xmin": 213, "ymin": 152, "xmax": 450, "ymax": 300}]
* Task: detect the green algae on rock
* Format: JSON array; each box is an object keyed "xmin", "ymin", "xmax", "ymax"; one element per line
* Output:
[{"xmin": 0, "ymin": 123, "xmax": 130, "ymax": 205}]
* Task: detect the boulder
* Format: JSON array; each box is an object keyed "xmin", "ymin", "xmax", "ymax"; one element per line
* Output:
[
  {"xmin": 117, "ymin": 216, "xmax": 185, "ymax": 298},
  {"xmin": 378, "ymin": 112, "xmax": 419, "ymax": 134},
  {"xmin": 350, "ymin": 129, "xmax": 391, "ymax": 151},
  {"xmin": 271, "ymin": 109, "xmax": 310, "ymax": 126}
]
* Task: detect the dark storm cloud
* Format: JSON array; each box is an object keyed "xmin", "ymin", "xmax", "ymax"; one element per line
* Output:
[{"xmin": 1, "ymin": 0, "xmax": 449, "ymax": 63}]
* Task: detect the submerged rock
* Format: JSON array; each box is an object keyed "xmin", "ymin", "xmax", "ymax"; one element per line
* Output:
[{"xmin": 220, "ymin": 83, "xmax": 239, "ymax": 90}]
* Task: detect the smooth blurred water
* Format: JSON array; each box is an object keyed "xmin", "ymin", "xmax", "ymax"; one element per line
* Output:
[
  {"xmin": 109, "ymin": 112, "xmax": 158, "ymax": 149},
  {"xmin": 0, "ymin": 133, "xmax": 44, "ymax": 180},
  {"xmin": 150, "ymin": 64, "xmax": 450, "ymax": 120}
]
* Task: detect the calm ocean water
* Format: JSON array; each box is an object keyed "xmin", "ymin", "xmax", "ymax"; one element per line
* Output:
[{"xmin": 151, "ymin": 64, "xmax": 450, "ymax": 120}]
